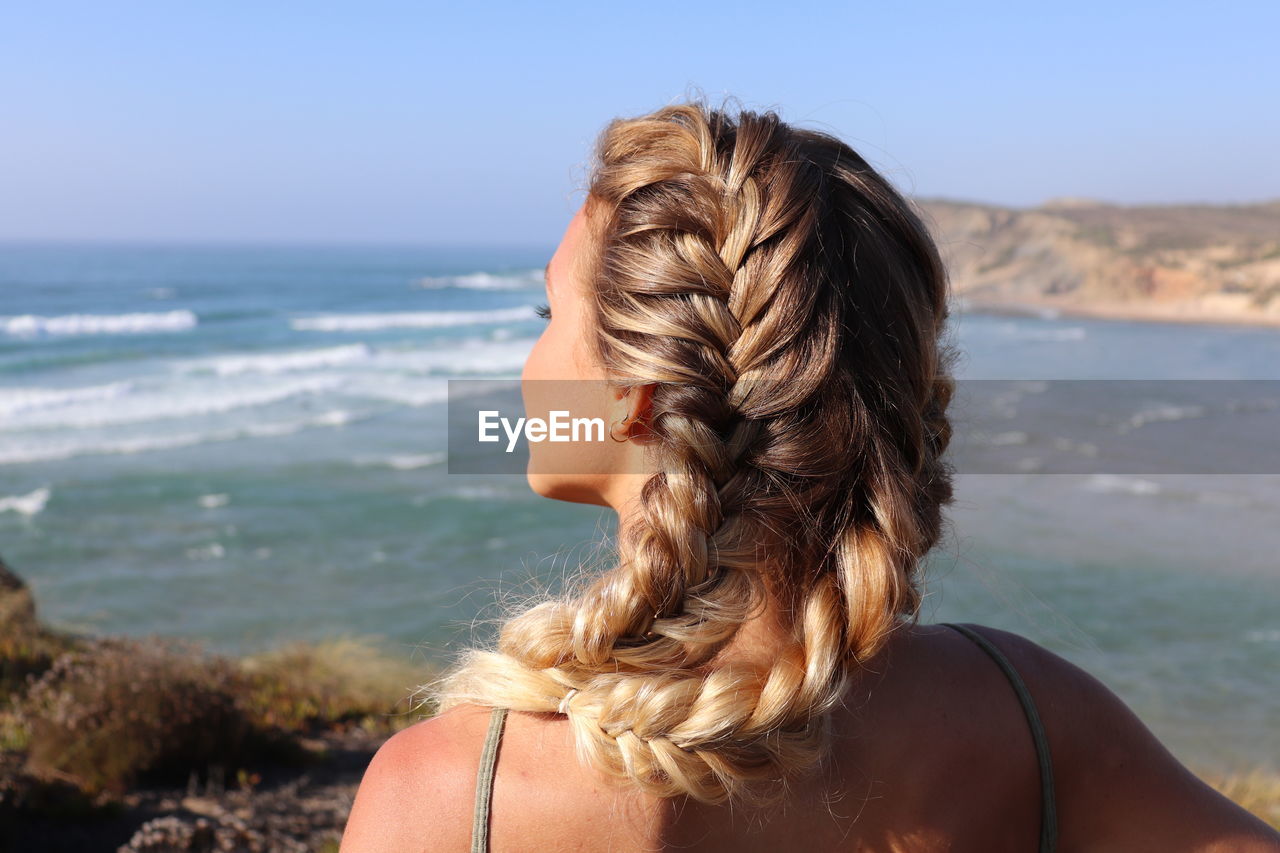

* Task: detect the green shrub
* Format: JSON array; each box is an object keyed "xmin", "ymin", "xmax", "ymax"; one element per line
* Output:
[
  {"xmin": 237, "ymin": 634, "xmax": 425, "ymax": 734},
  {"xmin": 11, "ymin": 636, "xmax": 257, "ymax": 797}
]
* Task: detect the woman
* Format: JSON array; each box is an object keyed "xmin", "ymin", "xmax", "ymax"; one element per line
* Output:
[{"xmin": 341, "ymin": 99, "xmax": 1280, "ymax": 852}]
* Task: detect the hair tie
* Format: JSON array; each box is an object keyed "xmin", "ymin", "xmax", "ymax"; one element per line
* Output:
[{"xmin": 557, "ymin": 688, "xmax": 579, "ymax": 715}]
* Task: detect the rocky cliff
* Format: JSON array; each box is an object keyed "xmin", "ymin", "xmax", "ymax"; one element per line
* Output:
[{"xmin": 914, "ymin": 197, "xmax": 1280, "ymax": 325}]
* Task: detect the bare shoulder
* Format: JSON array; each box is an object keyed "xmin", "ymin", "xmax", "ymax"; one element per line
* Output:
[
  {"xmin": 339, "ymin": 703, "xmax": 498, "ymax": 853},
  {"xmin": 928, "ymin": 623, "xmax": 1280, "ymax": 853},
  {"xmin": 339, "ymin": 703, "xmax": 601, "ymax": 853}
]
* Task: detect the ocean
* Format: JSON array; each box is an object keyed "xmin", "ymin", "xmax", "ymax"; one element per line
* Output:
[{"xmin": 1, "ymin": 243, "xmax": 1277, "ymax": 774}]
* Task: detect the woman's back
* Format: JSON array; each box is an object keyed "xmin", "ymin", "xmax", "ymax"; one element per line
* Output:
[{"xmin": 344, "ymin": 623, "xmax": 1278, "ymax": 852}]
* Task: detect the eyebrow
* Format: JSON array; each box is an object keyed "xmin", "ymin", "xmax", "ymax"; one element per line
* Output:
[{"xmin": 544, "ymin": 260, "xmax": 552, "ymax": 289}]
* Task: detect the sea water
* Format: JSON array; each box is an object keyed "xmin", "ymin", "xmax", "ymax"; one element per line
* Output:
[{"xmin": 1, "ymin": 243, "xmax": 1277, "ymax": 773}]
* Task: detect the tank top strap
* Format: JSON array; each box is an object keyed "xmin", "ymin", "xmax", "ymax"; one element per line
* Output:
[
  {"xmin": 470, "ymin": 706, "xmax": 508, "ymax": 853},
  {"xmin": 940, "ymin": 622, "xmax": 1059, "ymax": 853}
]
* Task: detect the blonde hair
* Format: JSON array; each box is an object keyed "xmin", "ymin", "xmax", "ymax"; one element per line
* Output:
[{"xmin": 428, "ymin": 96, "xmax": 959, "ymax": 805}]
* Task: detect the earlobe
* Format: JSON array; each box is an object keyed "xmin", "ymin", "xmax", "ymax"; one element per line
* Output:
[
  {"xmin": 609, "ymin": 384, "xmax": 657, "ymax": 444},
  {"xmin": 609, "ymin": 412, "xmax": 638, "ymax": 443}
]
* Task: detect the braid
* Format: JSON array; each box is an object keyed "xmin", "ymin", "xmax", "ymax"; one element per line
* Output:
[{"xmin": 430, "ymin": 97, "xmax": 958, "ymax": 805}]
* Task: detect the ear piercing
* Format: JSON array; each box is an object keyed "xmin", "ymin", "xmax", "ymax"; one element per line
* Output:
[{"xmin": 610, "ymin": 413, "xmax": 638, "ymax": 443}]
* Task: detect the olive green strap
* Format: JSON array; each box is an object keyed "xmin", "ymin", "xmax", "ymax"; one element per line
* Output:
[
  {"xmin": 941, "ymin": 623, "xmax": 1059, "ymax": 853},
  {"xmin": 471, "ymin": 706, "xmax": 508, "ymax": 853}
]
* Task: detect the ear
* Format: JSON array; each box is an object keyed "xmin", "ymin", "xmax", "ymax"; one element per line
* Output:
[{"xmin": 610, "ymin": 383, "xmax": 657, "ymax": 441}]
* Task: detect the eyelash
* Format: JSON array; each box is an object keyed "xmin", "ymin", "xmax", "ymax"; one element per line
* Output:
[{"xmin": 534, "ymin": 303, "xmax": 552, "ymax": 321}]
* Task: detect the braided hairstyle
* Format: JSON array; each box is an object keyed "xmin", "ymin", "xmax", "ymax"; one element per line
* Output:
[{"xmin": 430, "ymin": 97, "xmax": 959, "ymax": 805}]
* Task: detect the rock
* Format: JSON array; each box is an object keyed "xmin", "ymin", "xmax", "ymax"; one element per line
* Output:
[
  {"xmin": 0, "ymin": 552, "xmax": 39, "ymax": 632},
  {"xmin": 116, "ymin": 813, "xmax": 276, "ymax": 853},
  {"xmin": 180, "ymin": 796, "xmax": 225, "ymax": 818}
]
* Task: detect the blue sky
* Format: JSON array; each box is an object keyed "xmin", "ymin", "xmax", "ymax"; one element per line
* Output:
[{"xmin": 1, "ymin": 1, "xmax": 1276, "ymax": 245}]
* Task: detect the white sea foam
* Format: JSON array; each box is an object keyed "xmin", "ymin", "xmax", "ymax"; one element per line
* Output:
[
  {"xmin": 198, "ymin": 493, "xmax": 230, "ymax": 508},
  {"xmin": 1, "ymin": 374, "xmax": 347, "ymax": 430},
  {"xmin": 0, "ymin": 381, "xmax": 134, "ymax": 418},
  {"xmin": 175, "ymin": 343, "xmax": 373, "ymax": 376},
  {"xmin": 0, "ymin": 310, "xmax": 197, "ymax": 337},
  {"xmin": 0, "ymin": 486, "xmax": 51, "ymax": 516},
  {"xmin": 388, "ymin": 453, "xmax": 444, "ymax": 470},
  {"xmin": 1118, "ymin": 402, "xmax": 1207, "ymax": 432},
  {"xmin": 414, "ymin": 269, "xmax": 543, "ymax": 291},
  {"xmin": 290, "ymin": 305, "xmax": 538, "ymax": 332},
  {"xmin": 353, "ymin": 452, "xmax": 446, "ymax": 470},
  {"xmin": 0, "ymin": 408, "xmax": 365, "ymax": 465},
  {"xmin": 0, "ymin": 431, "xmax": 215, "ymax": 464},
  {"xmin": 995, "ymin": 322, "xmax": 1086, "ymax": 342},
  {"xmin": 1051, "ymin": 436, "xmax": 1099, "ymax": 456},
  {"xmin": 346, "ymin": 376, "xmax": 450, "ymax": 407},
  {"xmin": 3, "ymin": 357, "xmax": 498, "ymax": 433},
  {"xmin": 310, "ymin": 409, "xmax": 355, "ymax": 427},
  {"xmin": 1081, "ymin": 473, "xmax": 1162, "ymax": 496},
  {"xmin": 982, "ymin": 430, "xmax": 1029, "ymax": 446},
  {"xmin": 240, "ymin": 408, "xmax": 354, "ymax": 436},
  {"xmin": 170, "ymin": 337, "xmax": 532, "ymax": 381},
  {"xmin": 451, "ymin": 485, "xmax": 518, "ymax": 500},
  {"xmin": 371, "ymin": 337, "xmax": 535, "ymax": 375},
  {"xmin": 186, "ymin": 542, "xmax": 226, "ymax": 560}
]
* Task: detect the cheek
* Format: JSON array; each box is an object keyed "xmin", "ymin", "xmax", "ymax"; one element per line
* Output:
[
  {"xmin": 521, "ymin": 308, "xmax": 600, "ymax": 384},
  {"xmin": 522, "ymin": 325, "xmax": 553, "ymax": 383},
  {"xmin": 521, "ymin": 325, "xmax": 618, "ymax": 507}
]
